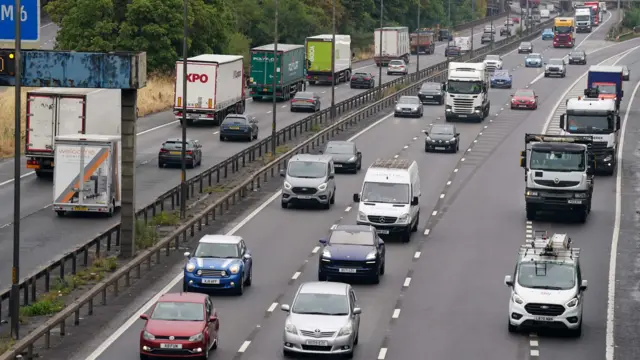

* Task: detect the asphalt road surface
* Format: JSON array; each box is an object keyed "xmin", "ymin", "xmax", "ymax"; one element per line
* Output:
[
  {"xmin": 67, "ymin": 10, "xmax": 633, "ymax": 360},
  {"xmin": 0, "ymin": 12, "xmax": 524, "ymax": 286}
]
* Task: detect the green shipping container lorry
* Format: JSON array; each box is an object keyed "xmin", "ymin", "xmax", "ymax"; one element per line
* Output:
[{"xmin": 249, "ymin": 44, "xmax": 306, "ymax": 101}]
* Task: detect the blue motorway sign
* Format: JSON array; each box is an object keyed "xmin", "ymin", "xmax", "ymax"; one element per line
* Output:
[{"xmin": 0, "ymin": 0, "xmax": 40, "ymax": 42}]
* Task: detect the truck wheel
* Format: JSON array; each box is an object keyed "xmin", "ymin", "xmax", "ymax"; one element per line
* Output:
[
  {"xmin": 252, "ymin": 96, "xmax": 262, "ymax": 101},
  {"xmin": 576, "ymin": 208, "xmax": 588, "ymax": 223},
  {"xmin": 56, "ymin": 210, "xmax": 66, "ymax": 217},
  {"xmin": 107, "ymin": 200, "xmax": 115, "ymax": 218},
  {"xmin": 525, "ymin": 205, "xmax": 536, "ymax": 221},
  {"xmin": 345, "ymin": 70, "xmax": 351, "ymax": 82}
]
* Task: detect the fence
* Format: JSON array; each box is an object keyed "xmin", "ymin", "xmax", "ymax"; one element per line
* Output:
[{"xmin": 0, "ymin": 18, "xmax": 554, "ymax": 359}]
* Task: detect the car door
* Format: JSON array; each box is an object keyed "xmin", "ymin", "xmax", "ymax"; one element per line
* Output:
[
  {"xmin": 349, "ymin": 289, "xmax": 360, "ymax": 331},
  {"xmin": 205, "ymin": 298, "xmax": 213, "ymax": 345},
  {"xmin": 328, "ymin": 161, "xmax": 335, "ymax": 192},
  {"xmin": 240, "ymin": 240, "xmax": 252, "ymax": 276}
]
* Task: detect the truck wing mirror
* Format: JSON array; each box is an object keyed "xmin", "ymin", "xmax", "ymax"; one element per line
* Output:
[
  {"xmin": 520, "ymin": 151, "xmax": 526, "ymax": 157},
  {"xmin": 520, "ymin": 157, "xmax": 526, "ymax": 168},
  {"xmin": 617, "ymin": 115, "xmax": 621, "ymax": 129},
  {"xmin": 559, "ymin": 114, "xmax": 565, "ymax": 128}
]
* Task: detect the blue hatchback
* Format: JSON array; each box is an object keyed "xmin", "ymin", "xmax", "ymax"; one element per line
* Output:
[
  {"xmin": 541, "ymin": 28, "xmax": 554, "ymax": 40},
  {"xmin": 490, "ymin": 70, "xmax": 512, "ymax": 88},
  {"xmin": 525, "ymin": 53, "xmax": 544, "ymax": 68}
]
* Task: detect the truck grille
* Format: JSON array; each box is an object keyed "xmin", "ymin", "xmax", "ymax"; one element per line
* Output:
[
  {"xmin": 590, "ymin": 141, "xmax": 609, "ymax": 155},
  {"xmin": 367, "ymin": 215, "xmax": 398, "ymax": 224},
  {"xmin": 200, "ymin": 269, "xmax": 225, "ymax": 277},
  {"xmin": 452, "ymin": 98, "xmax": 474, "ymax": 114},
  {"xmin": 525, "ymin": 303, "xmax": 565, "ymax": 316},
  {"xmin": 299, "ymin": 330, "xmax": 336, "ymax": 338},
  {"xmin": 485, "ymin": 64, "xmax": 498, "ymax": 71},
  {"xmin": 533, "ymin": 180, "xmax": 580, "ymax": 187},
  {"xmin": 548, "ymin": 67, "xmax": 560, "ymax": 72},
  {"xmin": 292, "ymin": 187, "xmax": 317, "ymax": 195}
]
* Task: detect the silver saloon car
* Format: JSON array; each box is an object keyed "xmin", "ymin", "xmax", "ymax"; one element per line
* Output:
[{"xmin": 282, "ymin": 282, "xmax": 361, "ymax": 358}]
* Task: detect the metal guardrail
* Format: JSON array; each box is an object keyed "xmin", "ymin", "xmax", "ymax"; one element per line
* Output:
[{"xmin": 0, "ymin": 18, "xmax": 554, "ymax": 359}]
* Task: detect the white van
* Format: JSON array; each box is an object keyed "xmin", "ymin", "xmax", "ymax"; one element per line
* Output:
[{"xmin": 352, "ymin": 159, "xmax": 420, "ymax": 242}]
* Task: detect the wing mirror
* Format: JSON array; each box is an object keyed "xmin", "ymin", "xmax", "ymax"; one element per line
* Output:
[
  {"xmin": 456, "ymin": 133, "xmax": 460, "ymax": 137},
  {"xmin": 280, "ymin": 169, "xmax": 286, "ymax": 177},
  {"xmin": 411, "ymin": 196, "xmax": 419, "ymax": 206},
  {"xmin": 184, "ymin": 252, "xmax": 191, "ymax": 259},
  {"xmin": 319, "ymin": 239, "xmax": 327, "ymax": 245},
  {"xmin": 559, "ymin": 114, "xmax": 565, "ymax": 128},
  {"xmin": 422, "ymin": 130, "xmax": 429, "ymax": 135},
  {"xmin": 378, "ymin": 239, "xmax": 385, "ymax": 248},
  {"xmin": 353, "ymin": 193, "xmax": 361, "ymax": 202},
  {"xmin": 328, "ymin": 174, "xmax": 335, "ymax": 180},
  {"xmin": 209, "ymin": 315, "xmax": 217, "ymax": 322},
  {"xmin": 243, "ymin": 252, "xmax": 251, "ymax": 260},
  {"xmin": 580, "ymin": 280, "xmax": 588, "ymax": 292},
  {"xmin": 504, "ymin": 275, "xmax": 514, "ymax": 287},
  {"xmin": 281, "ymin": 304, "xmax": 291, "ymax": 312},
  {"xmin": 357, "ymin": 151, "xmax": 362, "ymax": 156},
  {"xmin": 353, "ymin": 307, "xmax": 362, "ymax": 315},
  {"xmin": 140, "ymin": 313, "xmax": 149, "ymax": 320}
]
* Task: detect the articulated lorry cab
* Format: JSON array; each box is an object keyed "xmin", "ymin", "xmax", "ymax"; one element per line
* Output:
[
  {"xmin": 575, "ymin": 7, "xmax": 592, "ymax": 32},
  {"xmin": 553, "ymin": 17, "xmax": 575, "ymax": 48},
  {"xmin": 443, "ymin": 62, "xmax": 490, "ymax": 122},
  {"xmin": 521, "ymin": 134, "xmax": 595, "ymax": 223},
  {"xmin": 560, "ymin": 95, "xmax": 620, "ymax": 174},
  {"xmin": 587, "ymin": 65, "xmax": 624, "ymax": 110},
  {"xmin": 584, "ymin": 2, "xmax": 600, "ymax": 25}
]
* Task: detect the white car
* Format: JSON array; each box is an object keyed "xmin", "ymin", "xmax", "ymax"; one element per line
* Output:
[
  {"xmin": 387, "ymin": 60, "xmax": 408, "ymax": 75},
  {"xmin": 544, "ymin": 58, "xmax": 567, "ymax": 77},
  {"xmin": 483, "ymin": 54, "xmax": 503, "ymax": 72}
]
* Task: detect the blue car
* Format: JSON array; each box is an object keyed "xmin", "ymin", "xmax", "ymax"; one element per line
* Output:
[
  {"xmin": 318, "ymin": 225, "xmax": 386, "ymax": 283},
  {"xmin": 541, "ymin": 28, "xmax": 554, "ymax": 40},
  {"xmin": 183, "ymin": 235, "xmax": 253, "ymax": 295},
  {"xmin": 490, "ymin": 70, "xmax": 513, "ymax": 88},
  {"xmin": 525, "ymin": 53, "xmax": 544, "ymax": 68}
]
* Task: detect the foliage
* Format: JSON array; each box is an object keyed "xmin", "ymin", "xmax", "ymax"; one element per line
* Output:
[
  {"xmin": 622, "ymin": 8, "xmax": 640, "ymax": 29},
  {"xmin": 45, "ymin": 0, "xmax": 487, "ymax": 73}
]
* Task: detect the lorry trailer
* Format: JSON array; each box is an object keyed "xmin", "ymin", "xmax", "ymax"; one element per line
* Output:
[
  {"xmin": 174, "ymin": 54, "xmax": 246, "ymax": 126},
  {"xmin": 306, "ymin": 34, "xmax": 352, "ymax": 85},
  {"xmin": 374, "ymin": 27, "xmax": 411, "ymax": 65},
  {"xmin": 248, "ymin": 44, "xmax": 306, "ymax": 101},
  {"xmin": 410, "ymin": 29, "xmax": 435, "ymax": 55},
  {"xmin": 587, "ymin": 65, "xmax": 624, "ymax": 110},
  {"xmin": 25, "ymin": 88, "xmax": 121, "ymax": 177}
]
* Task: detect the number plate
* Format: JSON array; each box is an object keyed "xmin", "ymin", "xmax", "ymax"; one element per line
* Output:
[
  {"xmin": 376, "ymin": 229, "xmax": 390, "ymax": 234},
  {"xmin": 170, "ymin": 151, "xmax": 181, "ymax": 155},
  {"xmin": 334, "ymin": 164, "xmax": 342, "ymax": 167},
  {"xmin": 423, "ymin": 95, "xmax": 433, "ymax": 98},
  {"xmin": 160, "ymin": 343, "xmax": 183, "ymax": 349},
  {"xmin": 520, "ymin": 105, "xmax": 528, "ymax": 108},
  {"xmin": 73, "ymin": 206, "xmax": 88, "ymax": 211},
  {"xmin": 533, "ymin": 316, "xmax": 554, "ymax": 322},
  {"xmin": 435, "ymin": 147, "xmax": 446, "ymax": 150},
  {"xmin": 229, "ymin": 126, "xmax": 240, "ymax": 130},
  {"xmin": 202, "ymin": 278, "xmax": 220, "ymax": 284},
  {"xmin": 339, "ymin": 268, "xmax": 357, "ymax": 273},
  {"xmin": 568, "ymin": 199, "xmax": 582, "ymax": 204},
  {"xmin": 297, "ymin": 195, "xmax": 311, "ymax": 199},
  {"xmin": 306, "ymin": 340, "xmax": 329, "ymax": 346},
  {"xmin": 458, "ymin": 115, "xmax": 467, "ymax": 118}
]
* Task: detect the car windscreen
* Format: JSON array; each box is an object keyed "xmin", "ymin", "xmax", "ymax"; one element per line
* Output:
[
  {"xmin": 151, "ymin": 301, "xmax": 205, "ymax": 321},
  {"xmin": 287, "ymin": 161, "xmax": 327, "ymax": 178},
  {"xmin": 421, "ymin": 83, "xmax": 440, "ymax": 90},
  {"xmin": 163, "ymin": 141, "xmax": 193, "ymax": 150},
  {"xmin": 194, "ymin": 242, "xmax": 239, "ymax": 258},
  {"xmin": 549, "ymin": 59, "xmax": 564, "ymax": 65},
  {"xmin": 329, "ymin": 230, "xmax": 374, "ymax": 245},
  {"xmin": 389, "ymin": 60, "xmax": 404, "ymax": 66},
  {"xmin": 324, "ymin": 143, "xmax": 354, "ymax": 154},
  {"xmin": 222, "ymin": 117, "xmax": 248, "ymax": 125},
  {"xmin": 295, "ymin": 93, "xmax": 314, "ymax": 100},
  {"xmin": 515, "ymin": 90, "xmax": 534, "ymax": 97},
  {"xmin": 398, "ymin": 97, "xmax": 420, "ymax": 104},
  {"xmin": 292, "ymin": 293, "xmax": 349, "ymax": 315},
  {"xmin": 529, "ymin": 150, "xmax": 585, "ymax": 172},
  {"xmin": 361, "ymin": 182, "xmax": 410, "ymax": 204},
  {"xmin": 486, "ymin": 55, "xmax": 500, "ymax": 61},
  {"xmin": 431, "ymin": 125, "xmax": 454, "ymax": 135},
  {"xmin": 517, "ymin": 262, "xmax": 576, "ymax": 290}
]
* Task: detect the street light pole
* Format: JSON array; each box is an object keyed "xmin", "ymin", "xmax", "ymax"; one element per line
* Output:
[
  {"xmin": 330, "ymin": 0, "xmax": 336, "ymax": 119},
  {"xmin": 378, "ymin": 0, "xmax": 383, "ymax": 90},
  {"xmin": 180, "ymin": 0, "xmax": 188, "ymax": 219},
  {"xmin": 448, "ymin": 0, "xmax": 451, "ymax": 24},
  {"xmin": 11, "ymin": 0, "xmax": 22, "ymax": 340},
  {"xmin": 417, "ymin": 1, "xmax": 420, "ymax": 75},
  {"xmin": 272, "ymin": 0, "xmax": 278, "ymax": 153}
]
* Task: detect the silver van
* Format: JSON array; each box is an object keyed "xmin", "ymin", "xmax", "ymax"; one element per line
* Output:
[{"xmin": 280, "ymin": 154, "xmax": 336, "ymax": 209}]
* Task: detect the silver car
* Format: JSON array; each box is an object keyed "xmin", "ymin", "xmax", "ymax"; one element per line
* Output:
[
  {"xmin": 394, "ymin": 96, "xmax": 423, "ymax": 117},
  {"xmin": 281, "ymin": 282, "xmax": 361, "ymax": 358},
  {"xmin": 280, "ymin": 154, "xmax": 336, "ymax": 209},
  {"xmin": 387, "ymin": 59, "xmax": 408, "ymax": 75}
]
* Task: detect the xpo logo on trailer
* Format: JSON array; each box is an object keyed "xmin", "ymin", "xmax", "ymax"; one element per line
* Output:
[{"xmin": 187, "ymin": 74, "xmax": 209, "ymax": 83}]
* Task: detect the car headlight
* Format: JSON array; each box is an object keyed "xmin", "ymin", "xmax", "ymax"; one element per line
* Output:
[
  {"xmin": 396, "ymin": 106, "xmax": 401, "ymax": 111},
  {"xmin": 317, "ymin": 183, "xmax": 328, "ymax": 191},
  {"xmin": 284, "ymin": 181, "xmax": 292, "ymax": 190},
  {"xmin": 450, "ymin": 137, "xmax": 457, "ymax": 142},
  {"xmin": 189, "ymin": 333, "xmax": 204, "ymax": 342},
  {"xmin": 603, "ymin": 155, "xmax": 613, "ymax": 162},
  {"xmin": 575, "ymin": 193, "xmax": 587, "ymax": 198},
  {"xmin": 357, "ymin": 211, "xmax": 367, "ymax": 221},
  {"xmin": 143, "ymin": 330, "xmax": 155, "ymax": 340},
  {"xmin": 285, "ymin": 322, "xmax": 298, "ymax": 334},
  {"xmin": 365, "ymin": 251, "xmax": 377, "ymax": 260},
  {"xmin": 229, "ymin": 264, "xmax": 240, "ymax": 274},
  {"xmin": 511, "ymin": 293, "xmax": 524, "ymax": 305},
  {"xmin": 338, "ymin": 324, "xmax": 353, "ymax": 336},
  {"xmin": 185, "ymin": 262, "xmax": 196, "ymax": 272},
  {"xmin": 398, "ymin": 213, "xmax": 410, "ymax": 223},
  {"xmin": 566, "ymin": 297, "xmax": 580, "ymax": 308},
  {"xmin": 526, "ymin": 191, "xmax": 538, "ymax": 196},
  {"xmin": 425, "ymin": 136, "xmax": 432, "ymax": 141},
  {"xmin": 322, "ymin": 249, "xmax": 331, "ymax": 258},
  {"xmin": 348, "ymin": 156, "xmax": 356, "ymax": 162}
]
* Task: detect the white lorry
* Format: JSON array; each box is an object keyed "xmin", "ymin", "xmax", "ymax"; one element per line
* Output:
[
  {"xmin": 575, "ymin": 7, "xmax": 592, "ymax": 32},
  {"xmin": 25, "ymin": 88, "xmax": 121, "ymax": 177},
  {"xmin": 453, "ymin": 36, "xmax": 472, "ymax": 54},
  {"xmin": 305, "ymin": 34, "xmax": 353, "ymax": 85},
  {"xmin": 52, "ymin": 134, "xmax": 121, "ymax": 217},
  {"xmin": 443, "ymin": 62, "xmax": 490, "ymax": 122},
  {"xmin": 547, "ymin": 3, "xmax": 555, "ymax": 12},
  {"xmin": 599, "ymin": 1, "xmax": 606, "ymax": 12},
  {"xmin": 540, "ymin": 9, "xmax": 550, "ymax": 18},
  {"xmin": 174, "ymin": 54, "xmax": 246, "ymax": 126},
  {"xmin": 374, "ymin": 27, "xmax": 410, "ymax": 66}
]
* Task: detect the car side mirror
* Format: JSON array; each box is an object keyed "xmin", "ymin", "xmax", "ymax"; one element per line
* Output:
[
  {"xmin": 140, "ymin": 314, "xmax": 149, "ymax": 320},
  {"xmin": 184, "ymin": 252, "xmax": 191, "ymax": 259},
  {"xmin": 580, "ymin": 280, "xmax": 588, "ymax": 292},
  {"xmin": 456, "ymin": 133, "xmax": 460, "ymax": 137},
  {"xmin": 280, "ymin": 169, "xmax": 286, "ymax": 177},
  {"xmin": 328, "ymin": 174, "xmax": 335, "ymax": 179},
  {"xmin": 535, "ymin": 95, "xmax": 538, "ymax": 98},
  {"xmin": 319, "ymin": 239, "xmax": 327, "ymax": 245},
  {"xmin": 250, "ymin": 119, "xmax": 258, "ymax": 123},
  {"xmin": 353, "ymin": 193, "xmax": 360, "ymax": 202},
  {"xmin": 587, "ymin": 166, "xmax": 594, "ymax": 175},
  {"xmin": 353, "ymin": 307, "xmax": 362, "ymax": 315},
  {"xmin": 378, "ymin": 239, "xmax": 385, "ymax": 248},
  {"xmin": 243, "ymin": 252, "xmax": 251, "ymax": 260},
  {"xmin": 318, "ymin": 150, "xmax": 323, "ymax": 154},
  {"xmin": 559, "ymin": 114, "xmax": 565, "ymax": 128},
  {"xmin": 411, "ymin": 196, "xmax": 419, "ymax": 206},
  {"xmin": 422, "ymin": 130, "xmax": 429, "ymax": 135},
  {"xmin": 504, "ymin": 275, "xmax": 514, "ymax": 287},
  {"xmin": 209, "ymin": 315, "xmax": 217, "ymax": 322},
  {"xmin": 357, "ymin": 151, "xmax": 362, "ymax": 156},
  {"xmin": 281, "ymin": 304, "xmax": 291, "ymax": 312}
]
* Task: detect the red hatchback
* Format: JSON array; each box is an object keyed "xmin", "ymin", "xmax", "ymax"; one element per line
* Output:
[
  {"xmin": 512, "ymin": 17, "xmax": 520, "ymax": 24},
  {"xmin": 139, "ymin": 293, "xmax": 219, "ymax": 359},
  {"xmin": 510, "ymin": 89, "xmax": 538, "ymax": 110}
]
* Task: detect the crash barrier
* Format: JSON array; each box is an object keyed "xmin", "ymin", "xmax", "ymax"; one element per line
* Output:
[{"xmin": 0, "ymin": 17, "xmax": 555, "ymax": 359}]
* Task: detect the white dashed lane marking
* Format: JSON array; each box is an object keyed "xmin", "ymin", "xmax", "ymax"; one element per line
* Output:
[{"xmin": 267, "ymin": 302, "xmax": 278, "ymax": 312}]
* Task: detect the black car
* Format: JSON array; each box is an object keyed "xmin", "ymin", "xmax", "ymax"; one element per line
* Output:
[
  {"xmin": 438, "ymin": 29, "xmax": 452, "ymax": 41},
  {"xmin": 500, "ymin": 26, "xmax": 511, "ymax": 36},
  {"xmin": 219, "ymin": 114, "xmax": 259, "ymax": 141},
  {"xmin": 290, "ymin": 92, "xmax": 321, "ymax": 112},
  {"xmin": 444, "ymin": 45, "xmax": 460, "ymax": 57},
  {"xmin": 319, "ymin": 141, "xmax": 362, "ymax": 173},
  {"xmin": 350, "ymin": 72, "xmax": 375, "ymax": 89},
  {"xmin": 518, "ymin": 42, "xmax": 533, "ymax": 53},
  {"xmin": 481, "ymin": 32, "xmax": 494, "ymax": 44},
  {"xmin": 418, "ymin": 82, "xmax": 444, "ymax": 105},
  {"xmin": 158, "ymin": 138, "xmax": 203, "ymax": 168},
  {"xmin": 568, "ymin": 50, "xmax": 587, "ymax": 65},
  {"xmin": 424, "ymin": 124, "xmax": 460, "ymax": 153}
]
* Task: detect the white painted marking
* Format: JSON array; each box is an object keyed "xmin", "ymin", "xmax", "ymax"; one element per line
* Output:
[
  {"xmin": 606, "ymin": 80, "xmax": 640, "ymax": 360},
  {"xmin": 377, "ymin": 348, "xmax": 388, "ymax": 360},
  {"xmin": 345, "ymin": 206, "xmax": 351, "ymax": 212},
  {"xmin": 530, "ymin": 340, "xmax": 539, "ymax": 347},
  {"xmin": 529, "ymin": 72, "xmax": 545, "ymax": 85},
  {"xmin": 392, "ymin": 309, "xmax": 401, "ymax": 319},
  {"xmin": 431, "ymin": 210, "xmax": 438, "ymax": 216},
  {"xmin": 330, "ymin": 224, "xmax": 338, "ymax": 230},
  {"xmin": 526, "ymin": 229, "xmax": 532, "ymax": 234},
  {"xmin": 403, "ymin": 145, "xmax": 409, "ymax": 149},
  {"xmin": 267, "ymin": 302, "xmax": 278, "ymax": 312},
  {"xmin": 0, "ymin": 223, "xmax": 9, "ymax": 229},
  {"xmin": 292, "ymin": 272, "xmax": 301, "ymax": 280},
  {"xmin": 439, "ymin": 193, "xmax": 445, "ymax": 199},
  {"xmin": 479, "ymin": 132, "xmax": 483, "ymax": 136},
  {"xmin": 312, "ymin": 246, "xmax": 320, "ymax": 254},
  {"xmin": 413, "ymin": 137, "xmax": 418, "ymax": 140},
  {"xmin": 414, "ymin": 251, "xmax": 421, "ymax": 259},
  {"xmin": 424, "ymin": 229, "xmax": 430, "ymax": 236},
  {"xmin": 526, "ymin": 221, "xmax": 532, "ymax": 225},
  {"xmin": 281, "ymin": 105, "xmax": 286, "ymax": 108},
  {"xmin": 461, "ymin": 158, "xmax": 465, "ymax": 162},
  {"xmin": 267, "ymin": 111, "xmax": 272, "ymax": 114},
  {"xmin": 483, "ymin": 125, "xmax": 488, "ymax": 129},
  {"xmin": 394, "ymin": 154, "xmax": 399, "ymax": 158},
  {"xmin": 526, "ymin": 234, "xmax": 533, "ymax": 238},
  {"xmin": 446, "ymin": 181, "xmax": 452, "ymax": 186},
  {"xmin": 453, "ymin": 168, "xmax": 458, "ymax": 173},
  {"xmin": 212, "ymin": 131, "xmax": 219, "ymax": 135},
  {"xmin": 403, "ymin": 277, "xmax": 412, "ymax": 287},
  {"xmin": 238, "ymin": 340, "xmax": 251, "ymax": 353},
  {"xmin": 530, "ymin": 349, "xmax": 540, "ymax": 357},
  {"xmin": 321, "ymin": 91, "xmax": 326, "ymax": 94}
]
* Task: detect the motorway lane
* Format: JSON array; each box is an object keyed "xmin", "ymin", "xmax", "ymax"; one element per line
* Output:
[
  {"xmin": 84, "ymin": 23, "xmax": 568, "ymax": 360},
  {"xmin": 0, "ymin": 15, "xmax": 525, "ymax": 286}
]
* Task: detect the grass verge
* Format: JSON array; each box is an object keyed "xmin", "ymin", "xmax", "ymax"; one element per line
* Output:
[{"xmin": 135, "ymin": 211, "xmax": 181, "ymax": 249}]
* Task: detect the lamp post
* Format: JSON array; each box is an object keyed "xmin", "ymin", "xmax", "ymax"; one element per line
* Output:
[
  {"xmin": 378, "ymin": 0, "xmax": 383, "ymax": 90},
  {"xmin": 11, "ymin": 0, "xmax": 22, "ymax": 340},
  {"xmin": 416, "ymin": 1, "xmax": 420, "ymax": 74},
  {"xmin": 272, "ymin": 0, "xmax": 278, "ymax": 154},
  {"xmin": 330, "ymin": 0, "xmax": 336, "ymax": 119},
  {"xmin": 180, "ymin": 0, "xmax": 188, "ymax": 219}
]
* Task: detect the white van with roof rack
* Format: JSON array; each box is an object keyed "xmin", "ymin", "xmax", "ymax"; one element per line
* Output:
[{"xmin": 352, "ymin": 159, "xmax": 420, "ymax": 242}]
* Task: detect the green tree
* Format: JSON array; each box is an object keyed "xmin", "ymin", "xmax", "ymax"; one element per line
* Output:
[{"xmin": 45, "ymin": 0, "xmax": 119, "ymax": 51}]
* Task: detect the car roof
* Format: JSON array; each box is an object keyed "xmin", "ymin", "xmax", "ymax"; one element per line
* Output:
[
  {"xmin": 290, "ymin": 153, "xmax": 333, "ymax": 163},
  {"xmin": 326, "ymin": 140, "xmax": 354, "ymax": 146},
  {"xmin": 159, "ymin": 292, "xmax": 208, "ymax": 303},
  {"xmin": 295, "ymin": 92, "xmax": 315, "ymax": 97},
  {"xmin": 399, "ymin": 95, "xmax": 420, "ymax": 99},
  {"xmin": 515, "ymin": 88, "xmax": 534, "ymax": 94},
  {"xmin": 493, "ymin": 70, "xmax": 509, "ymax": 75},
  {"xmin": 333, "ymin": 224, "xmax": 374, "ymax": 233},
  {"xmin": 165, "ymin": 138, "xmax": 194, "ymax": 142},
  {"xmin": 298, "ymin": 281, "xmax": 349, "ymax": 295},
  {"xmin": 199, "ymin": 235, "xmax": 243, "ymax": 245}
]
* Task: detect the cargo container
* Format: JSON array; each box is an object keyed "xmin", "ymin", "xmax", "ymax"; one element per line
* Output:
[
  {"xmin": 410, "ymin": 29, "xmax": 435, "ymax": 55},
  {"xmin": 374, "ymin": 27, "xmax": 411, "ymax": 66},
  {"xmin": 305, "ymin": 34, "xmax": 352, "ymax": 85},
  {"xmin": 25, "ymin": 88, "xmax": 121, "ymax": 177},
  {"xmin": 52, "ymin": 134, "xmax": 121, "ymax": 217},
  {"xmin": 248, "ymin": 44, "xmax": 306, "ymax": 101},
  {"xmin": 587, "ymin": 65, "xmax": 624, "ymax": 110},
  {"xmin": 174, "ymin": 54, "xmax": 245, "ymax": 126}
]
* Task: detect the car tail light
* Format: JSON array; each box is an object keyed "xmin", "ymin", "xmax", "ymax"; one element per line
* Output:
[
  {"xmin": 306, "ymin": 75, "xmax": 311, "ymax": 79},
  {"xmin": 175, "ymin": 112, "xmax": 182, "ymax": 117},
  {"xmin": 206, "ymin": 114, "xmax": 213, "ymax": 118},
  {"xmin": 186, "ymin": 151, "xmax": 193, "ymax": 155},
  {"xmin": 328, "ymin": 76, "xmax": 332, "ymax": 80},
  {"xmin": 364, "ymin": 77, "xmax": 371, "ymax": 80},
  {"xmin": 351, "ymin": 76, "xmax": 357, "ymax": 81},
  {"xmin": 160, "ymin": 149, "xmax": 169, "ymax": 153}
]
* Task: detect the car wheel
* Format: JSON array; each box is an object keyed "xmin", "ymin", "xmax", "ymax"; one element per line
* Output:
[
  {"xmin": 158, "ymin": 161, "xmax": 164, "ymax": 168},
  {"xmin": 371, "ymin": 269, "xmax": 380, "ymax": 284},
  {"xmin": 182, "ymin": 281, "xmax": 190, "ymax": 292},
  {"xmin": 220, "ymin": 135, "xmax": 225, "ymax": 141},
  {"xmin": 380, "ymin": 261, "xmax": 385, "ymax": 275},
  {"xmin": 281, "ymin": 200, "xmax": 288, "ymax": 209},
  {"xmin": 318, "ymin": 271, "xmax": 327, "ymax": 281},
  {"xmin": 211, "ymin": 332, "xmax": 218, "ymax": 350},
  {"xmin": 235, "ymin": 274, "xmax": 245, "ymax": 295},
  {"xmin": 244, "ymin": 267, "xmax": 252, "ymax": 286},
  {"xmin": 330, "ymin": 191, "xmax": 335, "ymax": 204}
]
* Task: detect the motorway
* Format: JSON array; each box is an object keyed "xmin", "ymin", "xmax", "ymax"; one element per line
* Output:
[
  {"xmin": 0, "ymin": 12, "xmax": 522, "ymax": 286},
  {"xmin": 67, "ymin": 10, "xmax": 640, "ymax": 360}
]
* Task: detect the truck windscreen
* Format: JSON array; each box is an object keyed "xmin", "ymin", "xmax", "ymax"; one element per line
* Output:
[
  {"xmin": 576, "ymin": 15, "xmax": 590, "ymax": 21},
  {"xmin": 566, "ymin": 114, "xmax": 613, "ymax": 133},
  {"xmin": 555, "ymin": 26, "xmax": 572, "ymax": 34},
  {"xmin": 530, "ymin": 150, "xmax": 585, "ymax": 172},
  {"xmin": 447, "ymin": 80, "xmax": 482, "ymax": 94},
  {"xmin": 593, "ymin": 84, "xmax": 616, "ymax": 94}
]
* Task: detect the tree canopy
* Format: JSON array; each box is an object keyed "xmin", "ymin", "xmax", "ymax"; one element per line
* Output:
[{"xmin": 44, "ymin": 0, "xmax": 487, "ymax": 73}]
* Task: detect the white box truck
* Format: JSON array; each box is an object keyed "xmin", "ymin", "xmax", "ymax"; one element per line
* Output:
[
  {"xmin": 453, "ymin": 36, "xmax": 472, "ymax": 54},
  {"xmin": 174, "ymin": 54, "xmax": 246, "ymax": 126},
  {"xmin": 25, "ymin": 88, "xmax": 121, "ymax": 177},
  {"xmin": 374, "ymin": 27, "xmax": 411, "ymax": 66},
  {"xmin": 305, "ymin": 34, "xmax": 353, "ymax": 85},
  {"xmin": 52, "ymin": 134, "xmax": 121, "ymax": 217}
]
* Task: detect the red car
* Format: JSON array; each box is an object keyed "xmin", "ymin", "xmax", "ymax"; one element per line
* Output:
[
  {"xmin": 510, "ymin": 89, "xmax": 538, "ymax": 110},
  {"xmin": 512, "ymin": 17, "xmax": 520, "ymax": 24},
  {"xmin": 139, "ymin": 293, "xmax": 219, "ymax": 359}
]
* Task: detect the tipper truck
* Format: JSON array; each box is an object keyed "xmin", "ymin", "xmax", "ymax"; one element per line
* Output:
[
  {"xmin": 410, "ymin": 28, "xmax": 435, "ymax": 55},
  {"xmin": 586, "ymin": 65, "xmax": 624, "ymax": 110},
  {"xmin": 52, "ymin": 134, "xmax": 121, "ymax": 217},
  {"xmin": 248, "ymin": 43, "xmax": 306, "ymax": 101},
  {"xmin": 305, "ymin": 34, "xmax": 352, "ymax": 85},
  {"xmin": 174, "ymin": 54, "xmax": 245, "ymax": 126},
  {"xmin": 25, "ymin": 88, "xmax": 121, "ymax": 177},
  {"xmin": 374, "ymin": 26, "xmax": 411, "ymax": 66}
]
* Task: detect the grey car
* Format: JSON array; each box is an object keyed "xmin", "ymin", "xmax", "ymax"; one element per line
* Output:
[
  {"xmin": 280, "ymin": 154, "xmax": 336, "ymax": 209},
  {"xmin": 320, "ymin": 141, "xmax": 362, "ymax": 173},
  {"xmin": 622, "ymin": 65, "xmax": 630, "ymax": 81},
  {"xmin": 281, "ymin": 282, "xmax": 361, "ymax": 358},
  {"xmin": 394, "ymin": 96, "xmax": 423, "ymax": 117},
  {"xmin": 481, "ymin": 32, "xmax": 494, "ymax": 44},
  {"xmin": 424, "ymin": 124, "xmax": 460, "ymax": 153},
  {"xmin": 291, "ymin": 92, "xmax": 321, "ymax": 112},
  {"xmin": 568, "ymin": 50, "xmax": 587, "ymax": 65},
  {"xmin": 545, "ymin": 58, "xmax": 566, "ymax": 77},
  {"xmin": 518, "ymin": 42, "xmax": 533, "ymax": 54},
  {"xmin": 418, "ymin": 82, "xmax": 444, "ymax": 105}
]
